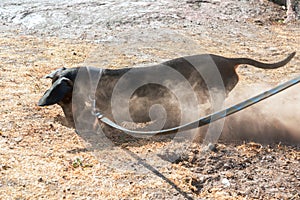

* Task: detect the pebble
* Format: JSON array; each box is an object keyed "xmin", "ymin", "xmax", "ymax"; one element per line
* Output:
[
  {"xmin": 14, "ymin": 136, "xmax": 23, "ymax": 143},
  {"xmin": 202, "ymin": 143, "xmax": 218, "ymax": 153},
  {"xmin": 221, "ymin": 178, "xmax": 230, "ymax": 187},
  {"xmin": 207, "ymin": 143, "xmax": 217, "ymax": 152}
]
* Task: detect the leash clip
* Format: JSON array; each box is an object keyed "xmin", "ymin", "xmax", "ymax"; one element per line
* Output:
[
  {"xmin": 89, "ymin": 95, "xmax": 104, "ymax": 119},
  {"xmin": 95, "ymin": 112, "xmax": 104, "ymax": 119}
]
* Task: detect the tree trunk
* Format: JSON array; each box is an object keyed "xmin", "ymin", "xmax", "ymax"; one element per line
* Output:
[
  {"xmin": 270, "ymin": 0, "xmax": 299, "ymax": 22},
  {"xmin": 285, "ymin": 0, "xmax": 300, "ymax": 22}
]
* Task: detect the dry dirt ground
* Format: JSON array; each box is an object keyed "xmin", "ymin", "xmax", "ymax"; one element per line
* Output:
[{"xmin": 0, "ymin": 0, "xmax": 300, "ymax": 199}]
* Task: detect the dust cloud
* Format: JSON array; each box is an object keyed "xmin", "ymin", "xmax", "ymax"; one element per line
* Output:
[{"xmin": 219, "ymin": 82, "xmax": 300, "ymax": 144}]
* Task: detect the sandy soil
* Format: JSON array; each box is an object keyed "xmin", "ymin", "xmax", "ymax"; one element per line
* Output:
[{"xmin": 0, "ymin": 0, "xmax": 299, "ymax": 199}]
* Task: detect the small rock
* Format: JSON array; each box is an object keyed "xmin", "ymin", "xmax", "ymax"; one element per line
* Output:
[
  {"xmin": 14, "ymin": 136, "xmax": 23, "ymax": 143},
  {"xmin": 221, "ymin": 178, "xmax": 230, "ymax": 187},
  {"xmin": 207, "ymin": 143, "xmax": 218, "ymax": 152}
]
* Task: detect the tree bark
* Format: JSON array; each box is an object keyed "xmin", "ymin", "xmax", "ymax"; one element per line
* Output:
[{"xmin": 284, "ymin": 0, "xmax": 300, "ymax": 22}]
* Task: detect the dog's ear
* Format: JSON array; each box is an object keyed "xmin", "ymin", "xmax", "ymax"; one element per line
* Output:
[
  {"xmin": 44, "ymin": 67, "xmax": 66, "ymax": 79},
  {"xmin": 38, "ymin": 77, "xmax": 73, "ymax": 106}
]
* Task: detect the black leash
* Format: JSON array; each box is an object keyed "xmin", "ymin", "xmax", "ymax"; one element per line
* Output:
[{"xmin": 93, "ymin": 75, "xmax": 300, "ymax": 136}]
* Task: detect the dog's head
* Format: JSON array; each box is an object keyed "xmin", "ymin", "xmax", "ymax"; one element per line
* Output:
[
  {"xmin": 38, "ymin": 67, "xmax": 79, "ymax": 107},
  {"xmin": 38, "ymin": 67, "xmax": 79, "ymax": 126}
]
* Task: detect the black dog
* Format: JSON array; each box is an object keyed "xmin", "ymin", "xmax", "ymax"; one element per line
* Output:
[{"xmin": 38, "ymin": 52, "xmax": 295, "ymax": 128}]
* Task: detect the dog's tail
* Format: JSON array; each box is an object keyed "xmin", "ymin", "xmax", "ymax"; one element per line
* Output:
[{"xmin": 230, "ymin": 52, "xmax": 296, "ymax": 69}]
